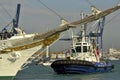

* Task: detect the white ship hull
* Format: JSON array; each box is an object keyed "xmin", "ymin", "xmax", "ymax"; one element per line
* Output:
[
  {"xmin": 0, "ymin": 45, "xmax": 42, "ymax": 80},
  {"xmin": 0, "ymin": 34, "xmax": 43, "ymax": 80}
]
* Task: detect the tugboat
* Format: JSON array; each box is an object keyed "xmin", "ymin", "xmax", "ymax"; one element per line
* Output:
[{"xmin": 51, "ymin": 11, "xmax": 114, "ymax": 74}]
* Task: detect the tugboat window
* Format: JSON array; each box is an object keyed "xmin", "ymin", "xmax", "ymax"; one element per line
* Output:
[
  {"xmin": 75, "ymin": 46, "xmax": 81, "ymax": 52},
  {"xmin": 83, "ymin": 46, "xmax": 87, "ymax": 52},
  {"xmin": 72, "ymin": 49, "xmax": 75, "ymax": 53}
]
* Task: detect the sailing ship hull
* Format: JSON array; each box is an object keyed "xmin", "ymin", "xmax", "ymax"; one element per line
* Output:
[
  {"xmin": 51, "ymin": 60, "xmax": 114, "ymax": 74},
  {"xmin": 0, "ymin": 45, "xmax": 42, "ymax": 80}
]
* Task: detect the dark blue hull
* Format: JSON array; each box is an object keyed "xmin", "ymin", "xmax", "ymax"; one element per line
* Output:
[{"xmin": 51, "ymin": 60, "xmax": 114, "ymax": 74}]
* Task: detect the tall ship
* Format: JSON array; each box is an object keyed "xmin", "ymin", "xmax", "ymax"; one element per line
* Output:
[{"xmin": 0, "ymin": 3, "xmax": 120, "ymax": 80}]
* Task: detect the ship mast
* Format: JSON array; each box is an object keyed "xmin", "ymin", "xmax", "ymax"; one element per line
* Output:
[{"xmin": 80, "ymin": 12, "xmax": 86, "ymax": 42}]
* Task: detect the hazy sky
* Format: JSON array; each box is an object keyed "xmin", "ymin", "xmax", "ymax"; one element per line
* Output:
[{"xmin": 0, "ymin": 0, "xmax": 120, "ymax": 52}]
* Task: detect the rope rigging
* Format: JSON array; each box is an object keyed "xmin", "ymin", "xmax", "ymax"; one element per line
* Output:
[
  {"xmin": 85, "ymin": 0, "xmax": 120, "ymax": 28},
  {"xmin": 0, "ymin": 3, "xmax": 12, "ymax": 19},
  {"xmin": 37, "ymin": 0, "xmax": 65, "ymax": 20},
  {"xmin": 85, "ymin": 0, "xmax": 94, "ymax": 6},
  {"xmin": 117, "ymin": 0, "xmax": 120, "ymax": 4},
  {"xmin": 105, "ymin": 11, "xmax": 120, "ymax": 26},
  {"xmin": 0, "ymin": 3, "xmax": 13, "ymax": 32}
]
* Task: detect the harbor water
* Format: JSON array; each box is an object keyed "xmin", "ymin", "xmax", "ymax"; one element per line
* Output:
[{"xmin": 14, "ymin": 60, "xmax": 120, "ymax": 80}]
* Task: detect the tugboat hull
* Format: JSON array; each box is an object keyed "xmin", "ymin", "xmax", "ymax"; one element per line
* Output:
[{"xmin": 51, "ymin": 60, "xmax": 114, "ymax": 74}]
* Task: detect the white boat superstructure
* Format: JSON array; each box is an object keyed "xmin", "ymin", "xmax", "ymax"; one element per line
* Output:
[
  {"xmin": 70, "ymin": 25, "xmax": 100, "ymax": 62},
  {"xmin": 68, "ymin": 12, "xmax": 100, "ymax": 62},
  {"xmin": 71, "ymin": 39, "xmax": 100, "ymax": 62}
]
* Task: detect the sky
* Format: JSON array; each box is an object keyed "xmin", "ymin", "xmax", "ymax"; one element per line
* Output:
[{"xmin": 0, "ymin": 0, "xmax": 120, "ymax": 52}]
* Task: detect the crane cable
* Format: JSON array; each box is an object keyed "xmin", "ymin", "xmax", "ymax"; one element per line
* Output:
[
  {"xmin": 37, "ymin": 0, "xmax": 64, "ymax": 20},
  {"xmin": 0, "ymin": 3, "xmax": 12, "ymax": 19},
  {"xmin": 1, "ymin": 20, "xmax": 13, "ymax": 31},
  {"xmin": 117, "ymin": 0, "xmax": 120, "ymax": 4},
  {"xmin": 0, "ymin": 3, "xmax": 13, "ymax": 32},
  {"xmin": 85, "ymin": 0, "xmax": 94, "ymax": 6},
  {"xmin": 105, "ymin": 12, "xmax": 120, "ymax": 26}
]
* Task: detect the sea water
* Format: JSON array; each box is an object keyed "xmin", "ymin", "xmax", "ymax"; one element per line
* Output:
[{"xmin": 14, "ymin": 60, "xmax": 120, "ymax": 80}]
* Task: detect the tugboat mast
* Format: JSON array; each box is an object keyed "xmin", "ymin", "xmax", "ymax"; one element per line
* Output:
[{"xmin": 80, "ymin": 12, "xmax": 86, "ymax": 42}]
